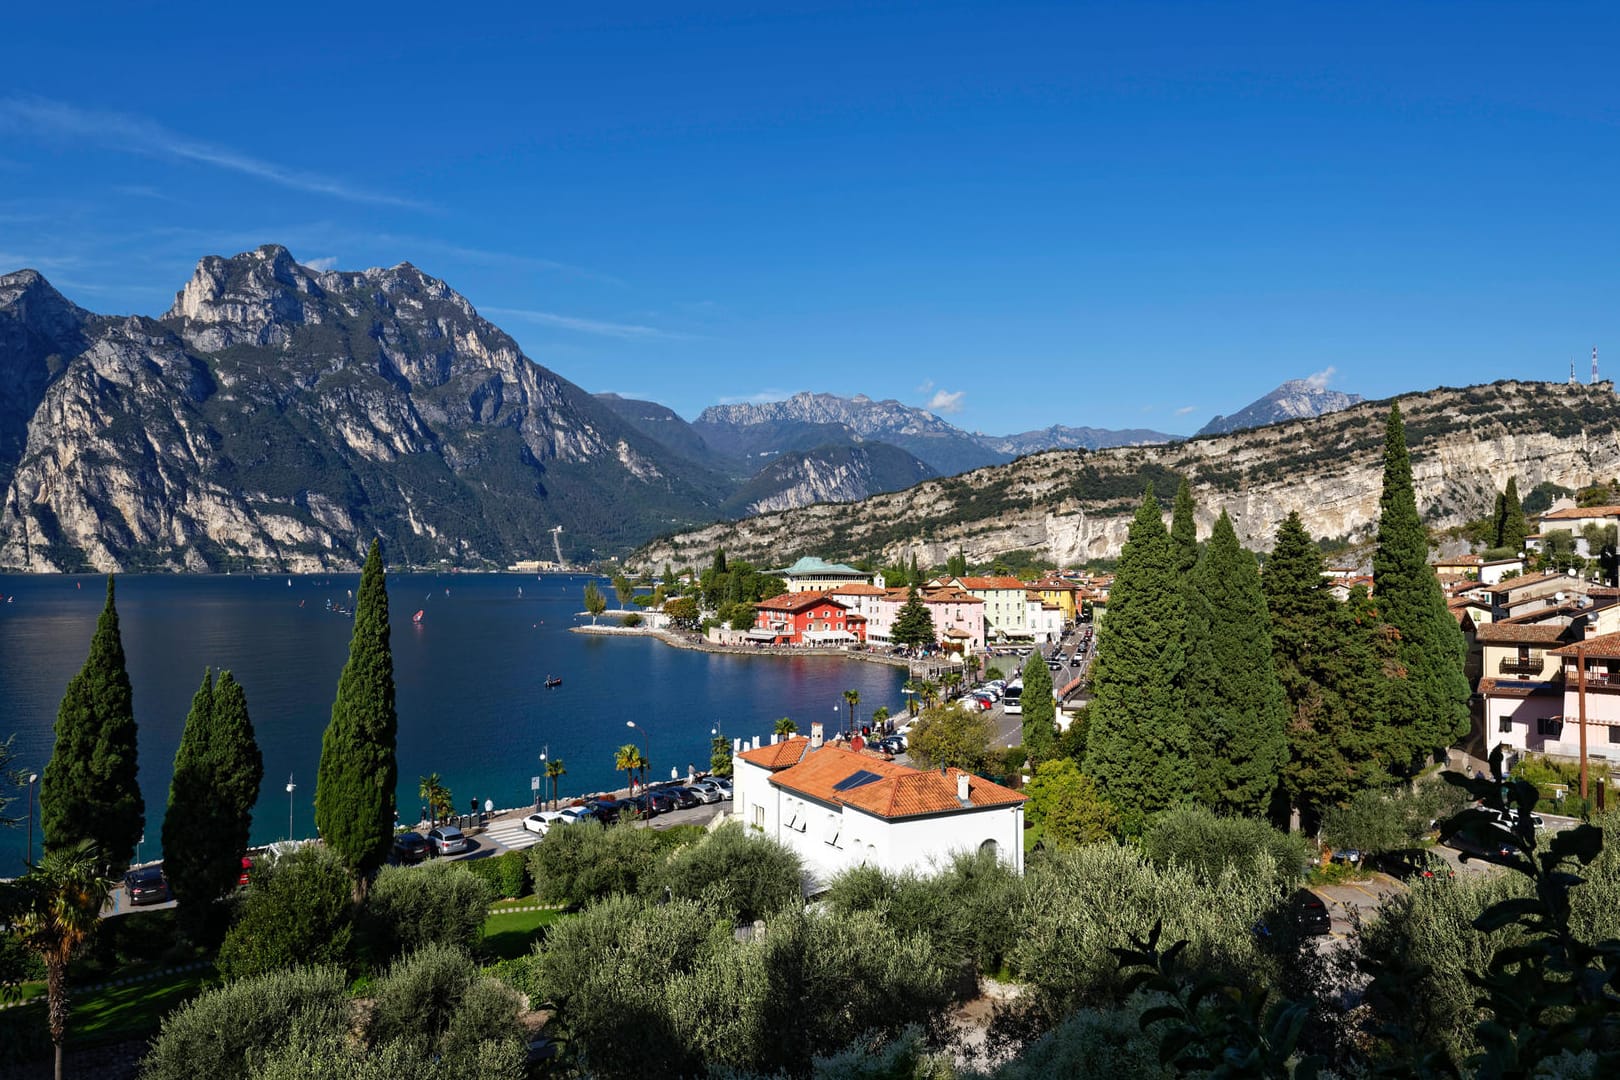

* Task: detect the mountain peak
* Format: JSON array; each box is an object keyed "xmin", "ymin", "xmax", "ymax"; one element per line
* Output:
[
  {"xmin": 1196, "ymin": 378, "xmax": 1364, "ymax": 437},
  {"xmin": 0, "ymin": 268, "xmax": 90, "ymax": 337}
]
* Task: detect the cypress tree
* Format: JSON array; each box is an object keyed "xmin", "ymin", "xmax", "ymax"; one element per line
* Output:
[
  {"xmin": 162, "ymin": 669, "xmax": 262, "ymax": 925},
  {"xmin": 315, "ymin": 539, "xmax": 398, "ymax": 879},
  {"xmin": 1499, "ymin": 476, "xmax": 1527, "ymax": 553},
  {"xmin": 1371, "ymin": 405, "xmax": 1470, "ymax": 772},
  {"xmin": 1263, "ymin": 513, "xmax": 1383, "ymax": 828},
  {"xmin": 1084, "ymin": 489, "xmax": 1191, "ymax": 830},
  {"xmin": 712, "ymin": 547, "xmax": 727, "ymax": 575},
  {"xmin": 1020, "ymin": 651, "xmax": 1056, "ymax": 765},
  {"xmin": 1171, "ymin": 478, "xmax": 1198, "ymax": 576},
  {"xmin": 40, "ymin": 575, "xmax": 143, "ymax": 871},
  {"xmin": 1183, "ymin": 512, "xmax": 1287, "ymax": 817}
]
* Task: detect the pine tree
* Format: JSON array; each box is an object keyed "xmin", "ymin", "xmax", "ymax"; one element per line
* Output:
[
  {"xmin": 1498, "ymin": 476, "xmax": 1528, "ymax": 553},
  {"xmin": 162, "ymin": 669, "xmax": 264, "ymax": 924},
  {"xmin": 1371, "ymin": 405, "xmax": 1470, "ymax": 773},
  {"xmin": 1183, "ymin": 512, "xmax": 1287, "ymax": 817},
  {"xmin": 890, "ymin": 586, "xmax": 937, "ymax": 650},
  {"xmin": 1019, "ymin": 651, "xmax": 1056, "ymax": 765},
  {"xmin": 947, "ymin": 550, "xmax": 968, "ymax": 578},
  {"xmin": 1263, "ymin": 513, "xmax": 1383, "ymax": 828},
  {"xmin": 712, "ymin": 547, "xmax": 727, "ymax": 576},
  {"xmin": 40, "ymin": 575, "xmax": 143, "ymax": 871},
  {"xmin": 315, "ymin": 539, "xmax": 398, "ymax": 879},
  {"xmin": 1084, "ymin": 489, "xmax": 1191, "ymax": 830},
  {"xmin": 909, "ymin": 552, "xmax": 921, "ymax": 587},
  {"xmin": 1171, "ymin": 478, "xmax": 1198, "ymax": 576}
]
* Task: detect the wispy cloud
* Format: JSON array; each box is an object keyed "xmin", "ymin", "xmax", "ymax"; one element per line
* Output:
[
  {"xmin": 916, "ymin": 378, "xmax": 935, "ymax": 394},
  {"xmin": 0, "ymin": 96, "xmax": 426, "ymax": 210},
  {"xmin": 1174, "ymin": 405, "xmax": 1198, "ymax": 416},
  {"xmin": 303, "ymin": 256, "xmax": 339, "ymax": 271},
  {"xmin": 718, "ymin": 389, "xmax": 796, "ymax": 405},
  {"xmin": 926, "ymin": 388, "xmax": 965, "ymax": 414},
  {"xmin": 482, "ymin": 306, "xmax": 696, "ymax": 341},
  {"xmin": 1304, "ymin": 366, "xmax": 1337, "ymax": 389}
]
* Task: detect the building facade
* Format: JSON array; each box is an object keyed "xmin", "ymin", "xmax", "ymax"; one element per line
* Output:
[{"xmin": 749, "ymin": 594, "xmax": 866, "ymax": 645}]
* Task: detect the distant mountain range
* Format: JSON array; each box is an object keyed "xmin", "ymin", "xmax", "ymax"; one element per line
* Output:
[
  {"xmin": 1196, "ymin": 379, "xmax": 1364, "ymax": 436},
  {"xmin": 0, "ymin": 243, "xmax": 1373, "ymax": 571}
]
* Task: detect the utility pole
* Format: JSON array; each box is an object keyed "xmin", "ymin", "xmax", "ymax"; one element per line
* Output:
[{"xmin": 1578, "ymin": 645, "xmax": 1589, "ymax": 801}]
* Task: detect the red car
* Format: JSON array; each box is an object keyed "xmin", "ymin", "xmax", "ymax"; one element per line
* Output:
[{"xmin": 238, "ymin": 856, "xmax": 253, "ymax": 886}]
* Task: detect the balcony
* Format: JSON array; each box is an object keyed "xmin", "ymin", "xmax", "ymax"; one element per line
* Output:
[{"xmin": 1498, "ymin": 654, "xmax": 1546, "ymax": 675}]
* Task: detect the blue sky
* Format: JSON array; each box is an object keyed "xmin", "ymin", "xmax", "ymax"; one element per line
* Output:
[{"xmin": 3, "ymin": 2, "xmax": 1618, "ymax": 436}]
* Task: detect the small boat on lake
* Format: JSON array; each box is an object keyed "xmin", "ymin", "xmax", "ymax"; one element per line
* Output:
[
  {"xmin": 545, "ymin": 675, "xmax": 563, "ymax": 688},
  {"xmin": 413, "ymin": 609, "xmax": 425, "ymax": 624}
]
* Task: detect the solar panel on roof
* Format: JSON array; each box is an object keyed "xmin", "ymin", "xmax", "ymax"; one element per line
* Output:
[{"xmin": 832, "ymin": 769, "xmax": 885, "ymax": 792}]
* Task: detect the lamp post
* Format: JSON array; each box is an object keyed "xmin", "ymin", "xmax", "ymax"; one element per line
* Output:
[
  {"xmin": 538, "ymin": 747, "xmax": 547, "ymax": 809},
  {"xmin": 834, "ymin": 703, "xmax": 843, "ymax": 739},
  {"xmin": 286, "ymin": 773, "xmax": 295, "ymax": 841},
  {"xmin": 25, "ymin": 772, "xmax": 38, "ymax": 866},
  {"xmin": 627, "ymin": 720, "xmax": 649, "ymax": 786}
]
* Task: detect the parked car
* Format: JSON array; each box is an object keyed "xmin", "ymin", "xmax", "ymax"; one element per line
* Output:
[
  {"xmin": 238, "ymin": 856, "xmax": 254, "ymax": 886},
  {"xmin": 426, "ymin": 825, "xmax": 469, "ymax": 856},
  {"xmin": 556, "ymin": 807, "xmax": 595, "ymax": 826},
  {"xmin": 585, "ymin": 798, "xmax": 625, "ymax": 822},
  {"xmin": 1293, "ymin": 889, "xmax": 1331, "ymax": 936},
  {"xmin": 643, "ymin": 790, "xmax": 677, "ymax": 814},
  {"xmin": 670, "ymin": 787, "xmax": 703, "ymax": 809},
  {"xmin": 1373, "ymin": 848, "xmax": 1455, "ymax": 882},
  {"xmin": 124, "ymin": 864, "xmax": 170, "ymax": 906},
  {"xmin": 711, "ymin": 778, "xmax": 733, "ymax": 800},
  {"xmin": 522, "ymin": 812, "xmax": 558, "ymax": 835},
  {"xmin": 392, "ymin": 832, "xmax": 431, "ymax": 864},
  {"xmin": 688, "ymin": 780, "xmax": 725, "ymax": 803}
]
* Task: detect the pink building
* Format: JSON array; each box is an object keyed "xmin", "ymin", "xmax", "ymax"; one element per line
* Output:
[
  {"xmin": 1485, "ymin": 629, "xmax": 1620, "ymax": 763},
  {"xmin": 853, "ymin": 585, "xmax": 985, "ymax": 653}
]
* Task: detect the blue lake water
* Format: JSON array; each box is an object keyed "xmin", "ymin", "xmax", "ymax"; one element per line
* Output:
[{"xmin": 0, "ymin": 573, "xmax": 906, "ymax": 876}]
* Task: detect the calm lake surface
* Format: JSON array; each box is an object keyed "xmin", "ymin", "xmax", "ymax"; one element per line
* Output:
[{"xmin": 0, "ymin": 573, "xmax": 906, "ymax": 876}]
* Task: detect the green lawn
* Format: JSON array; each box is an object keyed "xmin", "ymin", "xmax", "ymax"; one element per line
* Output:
[
  {"xmin": 72, "ymin": 967, "xmax": 217, "ymax": 1044},
  {"xmin": 481, "ymin": 907, "xmax": 568, "ymax": 962}
]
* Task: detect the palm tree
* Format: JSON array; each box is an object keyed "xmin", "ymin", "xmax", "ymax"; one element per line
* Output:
[
  {"xmin": 871, "ymin": 706, "xmax": 891, "ymax": 735},
  {"xmin": 14, "ymin": 840, "xmax": 115, "ymax": 1080},
  {"xmin": 965, "ymin": 654, "xmax": 982, "ymax": 683},
  {"xmin": 773, "ymin": 717, "xmax": 797, "ymax": 736},
  {"xmin": 545, "ymin": 757, "xmax": 566, "ymax": 811},
  {"xmin": 843, "ymin": 689, "xmax": 860, "ymax": 736},
  {"xmin": 942, "ymin": 671, "xmax": 963, "ymax": 699},
  {"xmin": 903, "ymin": 678, "xmax": 922, "ymax": 717},
  {"xmin": 920, "ymin": 679, "xmax": 941, "ymax": 710},
  {"xmin": 614, "ymin": 744, "xmax": 645, "ymax": 792},
  {"xmin": 418, "ymin": 774, "xmax": 452, "ymax": 824}
]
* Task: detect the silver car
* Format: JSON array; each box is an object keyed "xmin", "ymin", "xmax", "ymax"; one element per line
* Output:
[
  {"xmin": 688, "ymin": 780, "xmax": 726, "ymax": 804},
  {"xmin": 426, "ymin": 825, "xmax": 469, "ymax": 855}
]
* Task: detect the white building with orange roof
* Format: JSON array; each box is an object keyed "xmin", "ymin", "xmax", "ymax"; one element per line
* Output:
[
  {"xmin": 732, "ymin": 724, "xmax": 1026, "ymax": 884},
  {"xmin": 935, "ymin": 575, "xmax": 1031, "ymax": 639}
]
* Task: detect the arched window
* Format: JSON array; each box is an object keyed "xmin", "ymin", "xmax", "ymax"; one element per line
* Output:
[{"xmin": 979, "ymin": 838, "xmax": 998, "ymax": 859}]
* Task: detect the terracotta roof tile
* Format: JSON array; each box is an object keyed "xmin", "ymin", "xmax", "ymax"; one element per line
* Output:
[
  {"xmin": 769, "ymin": 744, "xmax": 1024, "ymax": 819},
  {"xmin": 1475, "ymin": 622, "xmax": 1569, "ymax": 644},
  {"xmin": 738, "ymin": 736, "xmax": 811, "ymax": 769},
  {"xmin": 827, "ymin": 583, "xmax": 887, "ymax": 596},
  {"xmin": 956, "ymin": 576, "xmax": 1027, "ymax": 590},
  {"xmin": 754, "ymin": 593, "xmax": 848, "ymax": 613},
  {"xmin": 1553, "ymin": 631, "xmax": 1620, "ymax": 658},
  {"xmin": 1478, "ymin": 676, "xmax": 1563, "ymax": 697},
  {"xmin": 1541, "ymin": 505, "xmax": 1620, "ymax": 520}
]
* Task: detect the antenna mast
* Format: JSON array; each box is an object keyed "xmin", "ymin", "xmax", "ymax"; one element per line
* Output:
[{"xmin": 1593, "ymin": 345, "xmax": 1600, "ymax": 385}]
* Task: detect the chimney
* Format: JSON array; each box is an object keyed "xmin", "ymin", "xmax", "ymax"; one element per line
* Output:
[
  {"xmin": 1587, "ymin": 620, "xmax": 1600, "ymax": 638},
  {"xmin": 810, "ymin": 722, "xmax": 824, "ymax": 749},
  {"xmin": 956, "ymin": 772, "xmax": 971, "ymax": 805},
  {"xmin": 770, "ymin": 733, "xmax": 779, "ymax": 745},
  {"xmin": 751, "ymin": 736, "xmax": 760, "ymax": 750}
]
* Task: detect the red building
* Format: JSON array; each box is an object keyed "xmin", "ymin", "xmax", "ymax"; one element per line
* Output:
[{"xmin": 749, "ymin": 593, "xmax": 866, "ymax": 646}]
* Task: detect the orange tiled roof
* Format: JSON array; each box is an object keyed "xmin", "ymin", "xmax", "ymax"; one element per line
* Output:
[
  {"xmin": 754, "ymin": 593, "xmax": 848, "ymax": 613},
  {"xmin": 770, "ymin": 744, "xmax": 1025, "ymax": 820},
  {"xmin": 1478, "ymin": 676, "xmax": 1562, "ymax": 697},
  {"xmin": 1541, "ymin": 505, "xmax": 1620, "ymax": 520},
  {"xmin": 924, "ymin": 588, "xmax": 982, "ymax": 605},
  {"xmin": 1475, "ymin": 622, "xmax": 1568, "ymax": 644},
  {"xmin": 737, "ymin": 736, "xmax": 811, "ymax": 770},
  {"xmin": 827, "ymin": 583, "xmax": 887, "ymax": 596},
  {"xmin": 1553, "ymin": 631, "xmax": 1620, "ymax": 658},
  {"xmin": 956, "ymin": 576, "xmax": 1026, "ymax": 590}
]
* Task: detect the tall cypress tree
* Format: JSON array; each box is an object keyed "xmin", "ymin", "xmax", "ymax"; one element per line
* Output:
[
  {"xmin": 315, "ymin": 539, "xmax": 398, "ymax": 879},
  {"xmin": 163, "ymin": 669, "xmax": 262, "ymax": 927},
  {"xmin": 1084, "ymin": 489, "xmax": 1191, "ymax": 830},
  {"xmin": 40, "ymin": 575, "xmax": 143, "ymax": 871},
  {"xmin": 1183, "ymin": 512, "xmax": 1286, "ymax": 817},
  {"xmin": 1170, "ymin": 478, "xmax": 1198, "ymax": 576},
  {"xmin": 1263, "ymin": 513, "xmax": 1383, "ymax": 828},
  {"xmin": 1371, "ymin": 405, "xmax": 1470, "ymax": 772},
  {"xmin": 1498, "ymin": 476, "xmax": 1528, "ymax": 553},
  {"xmin": 1020, "ymin": 650, "xmax": 1056, "ymax": 765}
]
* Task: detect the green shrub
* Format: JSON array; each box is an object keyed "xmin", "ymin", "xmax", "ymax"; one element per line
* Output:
[
  {"xmin": 360, "ymin": 860, "xmax": 492, "ymax": 965},
  {"xmin": 1320, "ymin": 782, "xmax": 1469, "ymax": 856},
  {"xmin": 1140, "ymin": 805, "xmax": 1309, "ymax": 887},
  {"xmin": 462, "ymin": 849, "xmax": 531, "ymax": 899},
  {"xmin": 651, "ymin": 822, "xmax": 802, "ymax": 922},
  {"xmin": 367, "ymin": 942, "xmax": 521, "ymax": 1055},
  {"xmin": 526, "ymin": 820, "xmax": 692, "ymax": 908},
  {"xmin": 140, "ymin": 964, "xmax": 348, "ymax": 1080},
  {"xmin": 216, "ymin": 846, "xmax": 353, "ymax": 980}
]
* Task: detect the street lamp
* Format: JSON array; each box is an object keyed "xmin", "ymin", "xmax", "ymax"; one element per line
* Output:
[
  {"xmin": 286, "ymin": 773, "xmax": 296, "ymax": 841},
  {"xmin": 25, "ymin": 772, "xmax": 38, "ymax": 866},
  {"xmin": 538, "ymin": 747, "xmax": 547, "ymax": 810},
  {"xmin": 627, "ymin": 720, "xmax": 649, "ymax": 786},
  {"xmin": 834, "ymin": 703, "xmax": 843, "ymax": 738}
]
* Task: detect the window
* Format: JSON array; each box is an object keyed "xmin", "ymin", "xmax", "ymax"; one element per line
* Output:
[
  {"xmin": 825, "ymin": 814, "xmax": 840, "ymax": 847},
  {"xmin": 979, "ymin": 838, "xmax": 998, "ymax": 859},
  {"xmin": 1538, "ymin": 717, "xmax": 1564, "ymax": 739},
  {"xmin": 753, "ymin": 804, "xmax": 764, "ymax": 828},
  {"xmin": 1610, "ymin": 726, "xmax": 1620, "ymax": 745},
  {"xmin": 785, "ymin": 806, "xmax": 799, "ymax": 832},
  {"xmin": 1499, "ymin": 716, "xmax": 1513, "ymax": 734}
]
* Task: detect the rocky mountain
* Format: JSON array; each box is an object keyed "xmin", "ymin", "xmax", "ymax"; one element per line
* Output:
[
  {"xmin": 1197, "ymin": 378, "xmax": 1364, "ymax": 437},
  {"xmin": 976, "ymin": 423, "xmax": 1179, "ymax": 455},
  {"xmin": 695, "ymin": 392, "xmax": 1011, "ymax": 476},
  {"xmin": 0, "ymin": 246, "xmax": 727, "ymax": 571},
  {"xmin": 633, "ymin": 380, "xmax": 1620, "ymax": 572},
  {"xmin": 719, "ymin": 443, "xmax": 937, "ymax": 518}
]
